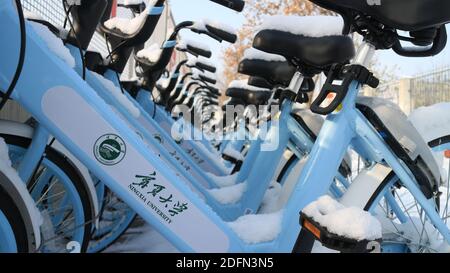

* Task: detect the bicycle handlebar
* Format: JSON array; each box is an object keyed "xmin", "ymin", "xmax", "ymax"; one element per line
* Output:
[{"xmin": 392, "ymin": 26, "xmax": 447, "ymax": 57}]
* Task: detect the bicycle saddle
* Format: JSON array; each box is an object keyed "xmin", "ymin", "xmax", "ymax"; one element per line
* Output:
[
  {"xmin": 253, "ymin": 16, "xmax": 355, "ymax": 72},
  {"xmin": 310, "ymin": 0, "xmax": 450, "ymax": 32},
  {"xmin": 226, "ymin": 80, "xmax": 272, "ymax": 106},
  {"xmin": 248, "ymin": 77, "xmax": 273, "ymax": 89},
  {"xmin": 239, "ymin": 52, "xmax": 296, "ymax": 87}
]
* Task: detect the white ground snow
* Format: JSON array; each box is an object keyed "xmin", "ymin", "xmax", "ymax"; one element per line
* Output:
[
  {"xmin": 303, "ymin": 195, "xmax": 382, "ymax": 241},
  {"xmin": 409, "ymin": 102, "xmax": 450, "ymax": 143},
  {"xmin": 259, "ymin": 15, "xmax": 344, "ymax": 37},
  {"xmin": 28, "ymin": 21, "xmax": 75, "ymax": 68}
]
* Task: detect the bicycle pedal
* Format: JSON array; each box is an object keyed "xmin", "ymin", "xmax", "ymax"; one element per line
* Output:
[{"xmin": 300, "ymin": 196, "xmax": 382, "ymax": 253}]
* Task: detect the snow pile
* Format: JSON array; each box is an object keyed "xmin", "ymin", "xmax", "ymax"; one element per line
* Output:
[
  {"xmin": 259, "ymin": 15, "xmax": 344, "ymax": 37},
  {"xmin": 208, "ymin": 182, "xmax": 247, "ymax": 204},
  {"xmin": 23, "ymin": 10, "xmax": 44, "ymax": 21},
  {"xmin": 228, "ymin": 210, "xmax": 283, "ymax": 244},
  {"xmin": 177, "ymin": 39, "xmax": 211, "ymax": 52},
  {"xmin": 303, "ymin": 195, "xmax": 382, "ymax": 241},
  {"xmin": 243, "ymin": 48, "xmax": 286, "ymax": 62},
  {"xmin": 204, "ymin": 19, "xmax": 236, "ymax": 35},
  {"xmin": 223, "ymin": 146, "xmax": 244, "ymax": 161},
  {"xmin": 229, "ymin": 80, "xmax": 269, "ymax": 92},
  {"xmin": 191, "ymin": 21, "xmax": 207, "ymax": 32},
  {"xmin": 206, "ymin": 172, "xmax": 239, "ymax": 187},
  {"xmin": 192, "ymin": 19, "xmax": 236, "ymax": 35},
  {"xmin": 104, "ymin": 0, "xmax": 159, "ymax": 35},
  {"xmin": 29, "ymin": 21, "xmax": 75, "ymax": 68},
  {"xmin": 136, "ymin": 43, "xmax": 162, "ymax": 63},
  {"xmin": 91, "ymin": 72, "xmax": 141, "ymax": 118},
  {"xmin": 0, "ymin": 138, "xmax": 43, "ymax": 238},
  {"xmin": 409, "ymin": 102, "xmax": 450, "ymax": 143}
]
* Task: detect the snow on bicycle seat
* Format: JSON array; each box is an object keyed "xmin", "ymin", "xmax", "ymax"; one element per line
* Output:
[
  {"xmin": 356, "ymin": 96, "xmax": 441, "ymax": 198},
  {"xmin": 310, "ymin": 0, "xmax": 450, "ymax": 32},
  {"xmin": 100, "ymin": 0, "xmax": 164, "ymax": 45},
  {"xmin": 239, "ymin": 48, "xmax": 296, "ymax": 87},
  {"xmin": 226, "ymin": 80, "xmax": 272, "ymax": 106},
  {"xmin": 253, "ymin": 16, "xmax": 354, "ymax": 71}
]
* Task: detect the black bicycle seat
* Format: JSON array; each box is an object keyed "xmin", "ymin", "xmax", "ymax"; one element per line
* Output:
[
  {"xmin": 253, "ymin": 29, "xmax": 355, "ymax": 71},
  {"xmin": 239, "ymin": 58, "xmax": 296, "ymax": 87}
]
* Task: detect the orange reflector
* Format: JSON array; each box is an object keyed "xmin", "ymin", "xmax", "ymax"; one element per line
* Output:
[
  {"xmin": 303, "ymin": 219, "xmax": 321, "ymax": 239},
  {"xmin": 326, "ymin": 93, "xmax": 336, "ymax": 99},
  {"xmin": 445, "ymin": 150, "xmax": 450, "ymax": 159}
]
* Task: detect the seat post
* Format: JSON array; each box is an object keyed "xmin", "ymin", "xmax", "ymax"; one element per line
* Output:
[
  {"xmin": 287, "ymin": 71, "xmax": 305, "ymax": 94},
  {"xmin": 353, "ymin": 42, "xmax": 376, "ymax": 67}
]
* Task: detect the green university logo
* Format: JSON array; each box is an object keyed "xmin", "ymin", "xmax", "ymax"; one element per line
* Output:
[{"xmin": 94, "ymin": 134, "xmax": 126, "ymax": 165}]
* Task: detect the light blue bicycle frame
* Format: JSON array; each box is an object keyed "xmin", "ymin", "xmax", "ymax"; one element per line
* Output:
[
  {"xmin": 1, "ymin": 3, "xmax": 449, "ymax": 252},
  {"xmin": 64, "ymin": 40, "xmax": 345, "ymax": 221}
]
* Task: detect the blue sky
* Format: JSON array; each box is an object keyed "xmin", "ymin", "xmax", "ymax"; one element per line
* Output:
[{"xmin": 169, "ymin": 0, "xmax": 450, "ymax": 78}]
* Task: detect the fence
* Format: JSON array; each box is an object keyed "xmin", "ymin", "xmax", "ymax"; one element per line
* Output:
[
  {"xmin": 21, "ymin": 0, "xmax": 109, "ymax": 55},
  {"xmin": 410, "ymin": 67, "xmax": 450, "ymax": 109}
]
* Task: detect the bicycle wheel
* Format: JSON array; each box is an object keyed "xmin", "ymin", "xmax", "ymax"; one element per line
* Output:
[
  {"xmin": 2, "ymin": 134, "xmax": 94, "ymax": 253},
  {"xmin": 295, "ymin": 171, "xmax": 449, "ymax": 253},
  {"xmin": 0, "ymin": 184, "xmax": 29, "ymax": 252},
  {"xmin": 88, "ymin": 185, "xmax": 136, "ymax": 253}
]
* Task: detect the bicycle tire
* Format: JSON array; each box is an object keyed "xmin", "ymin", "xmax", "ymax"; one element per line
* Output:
[{"xmin": 1, "ymin": 134, "xmax": 94, "ymax": 252}]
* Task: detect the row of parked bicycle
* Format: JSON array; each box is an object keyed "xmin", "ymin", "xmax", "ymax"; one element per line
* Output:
[{"xmin": 0, "ymin": 0, "xmax": 449, "ymax": 253}]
